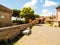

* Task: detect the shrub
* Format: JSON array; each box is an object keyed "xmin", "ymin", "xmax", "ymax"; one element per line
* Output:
[
  {"xmin": 50, "ymin": 22, "xmax": 53, "ymax": 26},
  {"xmin": 0, "ymin": 40, "xmax": 7, "ymax": 45},
  {"xmin": 54, "ymin": 25, "xmax": 57, "ymax": 27},
  {"xmin": 12, "ymin": 20, "xmax": 25, "ymax": 24}
]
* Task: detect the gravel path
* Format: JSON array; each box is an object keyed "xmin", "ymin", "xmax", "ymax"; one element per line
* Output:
[{"xmin": 14, "ymin": 24, "xmax": 60, "ymax": 45}]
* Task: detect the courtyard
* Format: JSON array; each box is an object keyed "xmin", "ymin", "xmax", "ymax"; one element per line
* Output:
[
  {"xmin": 14, "ymin": 24, "xmax": 60, "ymax": 45},
  {"xmin": 0, "ymin": 0, "xmax": 60, "ymax": 45}
]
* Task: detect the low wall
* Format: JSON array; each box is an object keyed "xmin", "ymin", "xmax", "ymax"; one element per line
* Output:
[{"xmin": 0, "ymin": 24, "xmax": 31, "ymax": 40}]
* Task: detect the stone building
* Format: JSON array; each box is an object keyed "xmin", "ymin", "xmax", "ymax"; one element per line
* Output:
[
  {"xmin": 53, "ymin": 6, "xmax": 60, "ymax": 26},
  {"xmin": 39, "ymin": 16, "xmax": 45, "ymax": 24},
  {"xmin": 44, "ymin": 16, "xmax": 51, "ymax": 24},
  {"xmin": 0, "ymin": 5, "xmax": 13, "ymax": 27}
]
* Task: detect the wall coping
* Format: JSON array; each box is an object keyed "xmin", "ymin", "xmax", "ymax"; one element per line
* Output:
[
  {"xmin": 0, "ymin": 24, "xmax": 29, "ymax": 29},
  {"xmin": 0, "ymin": 24, "xmax": 31, "ymax": 40}
]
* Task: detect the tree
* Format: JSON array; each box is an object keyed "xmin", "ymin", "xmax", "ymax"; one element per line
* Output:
[
  {"xmin": 34, "ymin": 14, "xmax": 40, "ymax": 18},
  {"xmin": 12, "ymin": 9, "xmax": 21, "ymax": 20},
  {"xmin": 20, "ymin": 7, "xmax": 35, "ymax": 23}
]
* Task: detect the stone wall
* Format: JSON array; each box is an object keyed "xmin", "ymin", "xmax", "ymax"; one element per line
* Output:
[
  {"xmin": 0, "ymin": 5, "xmax": 12, "ymax": 27},
  {"xmin": 0, "ymin": 11, "xmax": 12, "ymax": 26},
  {"xmin": 0, "ymin": 24, "xmax": 31, "ymax": 40}
]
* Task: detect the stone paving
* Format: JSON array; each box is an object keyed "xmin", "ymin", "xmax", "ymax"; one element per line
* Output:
[{"xmin": 14, "ymin": 24, "xmax": 60, "ymax": 45}]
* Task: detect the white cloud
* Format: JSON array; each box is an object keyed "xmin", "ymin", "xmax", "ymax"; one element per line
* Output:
[
  {"xmin": 41, "ymin": 9, "xmax": 52, "ymax": 16},
  {"xmin": 24, "ymin": 0, "xmax": 37, "ymax": 8},
  {"xmin": 43, "ymin": 0, "xmax": 58, "ymax": 7}
]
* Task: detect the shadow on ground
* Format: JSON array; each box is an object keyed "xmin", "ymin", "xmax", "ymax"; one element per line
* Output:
[
  {"xmin": 0, "ymin": 31, "xmax": 24, "ymax": 45},
  {"xmin": 0, "ymin": 30, "xmax": 32, "ymax": 45}
]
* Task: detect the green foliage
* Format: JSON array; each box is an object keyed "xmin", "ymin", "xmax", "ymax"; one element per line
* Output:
[
  {"xmin": 12, "ymin": 9, "xmax": 21, "ymax": 20},
  {"xmin": 20, "ymin": 7, "xmax": 35, "ymax": 23},
  {"xmin": 34, "ymin": 14, "xmax": 40, "ymax": 18},
  {"xmin": 12, "ymin": 20, "xmax": 25, "ymax": 24},
  {"xmin": 12, "ymin": 7, "xmax": 40, "ymax": 23},
  {"xmin": 12, "ymin": 9, "xmax": 21, "ymax": 17},
  {"xmin": 50, "ymin": 22, "xmax": 53, "ymax": 26},
  {"xmin": 54, "ymin": 25, "xmax": 57, "ymax": 27},
  {"xmin": 0, "ymin": 40, "xmax": 8, "ymax": 45}
]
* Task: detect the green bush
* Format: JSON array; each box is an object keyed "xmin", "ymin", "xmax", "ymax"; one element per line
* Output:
[
  {"xmin": 54, "ymin": 25, "xmax": 57, "ymax": 27},
  {"xmin": 12, "ymin": 20, "xmax": 25, "ymax": 24},
  {"xmin": 50, "ymin": 22, "xmax": 53, "ymax": 26},
  {"xmin": 0, "ymin": 40, "xmax": 7, "ymax": 45}
]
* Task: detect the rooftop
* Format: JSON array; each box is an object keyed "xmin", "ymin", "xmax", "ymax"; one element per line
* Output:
[{"xmin": 56, "ymin": 6, "xmax": 60, "ymax": 9}]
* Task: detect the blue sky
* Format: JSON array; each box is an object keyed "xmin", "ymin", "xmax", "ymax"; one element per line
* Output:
[{"xmin": 0, "ymin": 0, "xmax": 60, "ymax": 16}]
